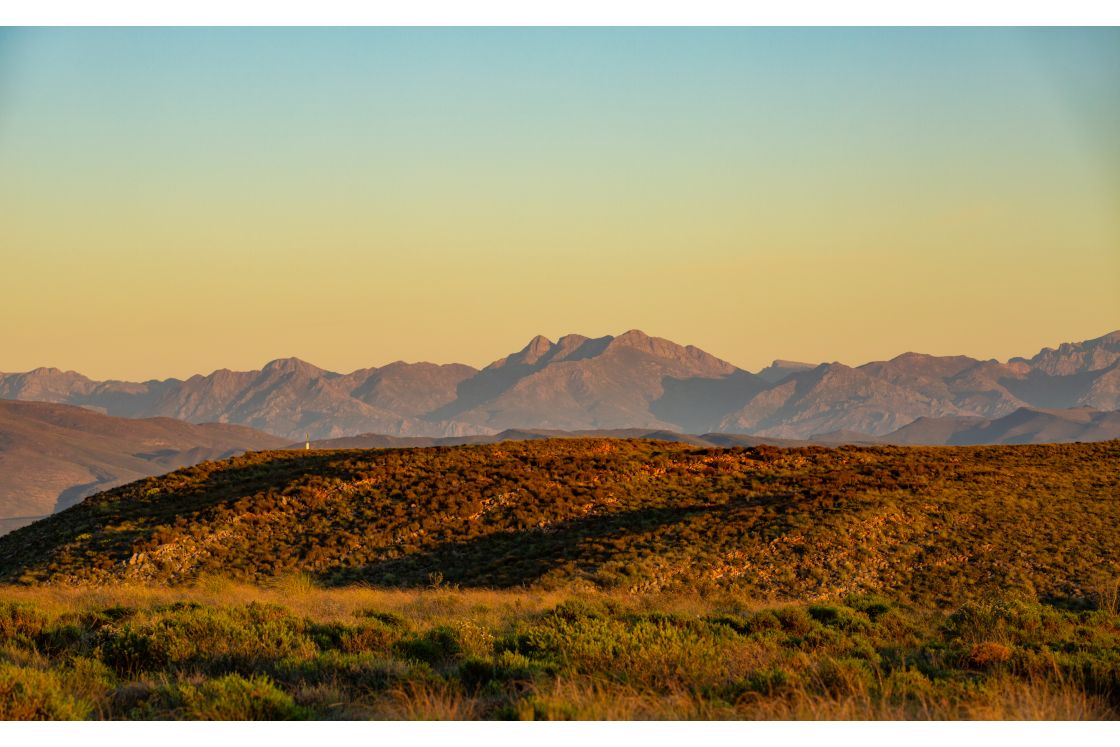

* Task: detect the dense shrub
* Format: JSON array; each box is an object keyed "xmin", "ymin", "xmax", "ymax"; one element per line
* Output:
[
  {"xmin": 0, "ymin": 590, "xmax": 1116, "ymax": 719},
  {"xmin": 128, "ymin": 674, "xmax": 308, "ymax": 720},
  {"xmin": 94, "ymin": 603, "xmax": 317, "ymax": 676},
  {"xmin": 0, "ymin": 663, "xmax": 91, "ymax": 719},
  {"xmin": 0, "ymin": 601, "xmax": 48, "ymax": 645}
]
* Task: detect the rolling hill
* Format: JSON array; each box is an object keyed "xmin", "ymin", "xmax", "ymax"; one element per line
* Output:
[
  {"xmin": 2, "ymin": 438, "xmax": 1117, "ymax": 607},
  {"xmin": 0, "ymin": 401, "xmax": 288, "ymax": 534},
  {"xmin": 883, "ymin": 406, "xmax": 1120, "ymax": 445}
]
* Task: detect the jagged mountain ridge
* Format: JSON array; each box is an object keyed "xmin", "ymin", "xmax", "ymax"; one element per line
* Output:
[
  {"xmin": 719, "ymin": 331, "xmax": 1120, "ymax": 438},
  {"xmin": 1, "ymin": 328, "xmax": 1118, "ymax": 441}
]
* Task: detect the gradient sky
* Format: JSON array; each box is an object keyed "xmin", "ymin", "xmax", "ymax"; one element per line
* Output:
[{"xmin": 1, "ymin": 27, "xmax": 1117, "ymax": 380}]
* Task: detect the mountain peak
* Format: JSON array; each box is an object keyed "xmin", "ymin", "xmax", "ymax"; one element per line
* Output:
[
  {"xmin": 604, "ymin": 329, "xmax": 663, "ymax": 354},
  {"xmin": 261, "ymin": 357, "xmax": 322, "ymax": 376},
  {"xmin": 523, "ymin": 334, "xmax": 553, "ymax": 353},
  {"xmin": 517, "ymin": 335, "xmax": 554, "ymax": 365},
  {"xmin": 613, "ymin": 329, "xmax": 651, "ymax": 344}
]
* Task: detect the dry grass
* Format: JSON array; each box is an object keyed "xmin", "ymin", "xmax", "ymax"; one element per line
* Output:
[
  {"xmin": 376, "ymin": 680, "xmax": 479, "ymax": 720},
  {"xmin": 0, "ymin": 577, "xmax": 574, "ymax": 627}
]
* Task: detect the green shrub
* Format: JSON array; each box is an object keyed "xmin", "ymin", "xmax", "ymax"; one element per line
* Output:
[
  {"xmin": 813, "ymin": 657, "xmax": 875, "ymax": 697},
  {"xmin": 395, "ymin": 626, "xmax": 462, "ymax": 667},
  {"xmin": 95, "ymin": 603, "xmax": 317, "ymax": 676},
  {"xmin": 61, "ymin": 656, "xmax": 116, "ymax": 705},
  {"xmin": 773, "ymin": 606, "xmax": 814, "ymax": 637},
  {"xmin": 0, "ymin": 601, "xmax": 48, "ymax": 646},
  {"xmin": 808, "ymin": 604, "xmax": 870, "ymax": 632},
  {"xmin": 737, "ymin": 667, "xmax": 792, "ymax": 697},
  {"xmin": 179, "ymin": 674, "xmax": 306, "ymax": 720},
  {"xmin": 129, "ymin": 674, "xmax": 307, "ymax": 720},
  {"xmin": 845, "ymin": 594, "xmax": 893, "ymax": 621},
  {"xmin": 0, "ymin": 663, "xmax": 91, "ymax": 720},
  {"xmin": 353, "ymin": 609, "xmax": 408, "ymax": 628}
]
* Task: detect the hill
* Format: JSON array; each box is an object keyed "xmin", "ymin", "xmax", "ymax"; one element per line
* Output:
[
  {"xmin": 299, "ymin": 427, "xmax": 803, "ymax": 450},
  {"xmin": 3, "ymin": 329, "xmax": 1117, "ymax": 441},
  {"xmin": 883, "ymin": 407, "xmax": 1120, "ymax": 445},
  {"xmin": 0, "ymin": 401, "xmax": 288, "ymax": 534},
  {"xmin": 3, "ymin": 438, "xmax": 1117, "ymax": 608}
]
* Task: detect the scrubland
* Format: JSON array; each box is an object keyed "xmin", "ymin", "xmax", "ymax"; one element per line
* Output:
[
  {"xmin": 2, "ymin": 580, "xmax": 1118, "ymax": 720},
  {"xmin": 0, "ymin": 439, "xmax": 1117, "ymax": 719}
]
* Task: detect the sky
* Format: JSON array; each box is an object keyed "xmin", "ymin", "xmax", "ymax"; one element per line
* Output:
[{"xmin": 1, "ymin": 27, "xmax": 1117, "ymax": 380}]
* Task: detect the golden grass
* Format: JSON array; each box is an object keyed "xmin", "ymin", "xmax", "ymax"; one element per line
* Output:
[
  {"xmin": 376, "ymin": 680, "xmax": 480, "ymax": 720},
  {"xmin": 0, "ymin": 577, "xmax": 727, "ymax": 629}
]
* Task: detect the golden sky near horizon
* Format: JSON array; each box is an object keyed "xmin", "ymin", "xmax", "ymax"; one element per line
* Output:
[{"xmin": 1, "ymin": 28, "xmax": 1118, "ymax": 379}]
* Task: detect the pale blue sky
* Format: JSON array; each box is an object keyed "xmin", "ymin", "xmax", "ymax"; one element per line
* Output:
[{"xmin": 1, "ymin": 28, "xmax": 1117, "ymax": 378}]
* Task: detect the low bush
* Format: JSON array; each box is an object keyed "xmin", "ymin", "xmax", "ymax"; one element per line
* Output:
[
  {"xmin": 0, "ymin": 584, "xmax": 1117, "ymax": 719},
  {"xmin": 0, "ymin": 663, "xmax": 91, "ymax": 719}
]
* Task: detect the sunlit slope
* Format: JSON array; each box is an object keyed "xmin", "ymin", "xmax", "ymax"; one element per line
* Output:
[{"xmin": 1, "ymin": 439, "xmax": 1117, "ymax": 606}]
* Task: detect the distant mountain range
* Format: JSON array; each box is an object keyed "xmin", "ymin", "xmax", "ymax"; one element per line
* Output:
[{"xmin": 2, "ymin": 329, "xmax": 1118, "ymax": 442}]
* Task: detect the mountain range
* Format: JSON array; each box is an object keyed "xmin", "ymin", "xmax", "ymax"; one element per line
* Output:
[{"xmin": 2, "ymin": 329, "xmax": 1117, "ymax": 442}]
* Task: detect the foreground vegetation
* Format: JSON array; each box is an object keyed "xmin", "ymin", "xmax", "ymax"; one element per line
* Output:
[
  {"xmin": 1, "ymin": 439, "xmax": 1117, "ymax": 719},
  {"xmin": 1, "ymin": 439, "xmax": 1117, "ymax": 608},
  {"xmin": 1, "ymin": 581, "xmax": 1117, "ymax": 720}
]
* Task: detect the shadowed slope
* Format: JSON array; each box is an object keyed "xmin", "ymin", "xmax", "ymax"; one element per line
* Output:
[{"xmin": 2, "ymin": 438, "xmax": 1117, "ymax": 608}]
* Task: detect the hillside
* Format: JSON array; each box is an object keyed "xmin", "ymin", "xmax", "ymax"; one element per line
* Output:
[
  {"xmin": 300, "ymin": 428, "xmax": 802, "ymax": 450},
  {"xmin": 3, "ymin": 438, "xmax": 1117, "ymax": 608},
  {"xmin": 3, "ymin": 329, "xmax": 1117, "ymax": 441},
  {"xmin": 0, "ymin": 401, "xmax": 288, "ymax": 533},
  {"xmin": 884, "ymin": 407, "xmax": 1120, "ymax": 445}
]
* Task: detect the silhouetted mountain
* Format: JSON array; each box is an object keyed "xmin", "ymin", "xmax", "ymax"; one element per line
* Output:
[
  {"xmin": 0, "ymin": 401, "xmax": 287, "ymax": 534},
  {"xmin": 1, "ymin": 329, "xmax": 1117, "ymax": 442}
]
